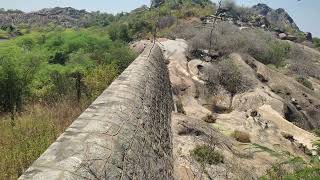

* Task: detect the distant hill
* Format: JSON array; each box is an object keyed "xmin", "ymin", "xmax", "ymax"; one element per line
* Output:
[
  {"xmin": 0, "ymin": 7, "xmax": 112, "ymax": 29},
  {"xmin": 151, "ymin": 0, "xmax": 212, "ymax": 7}
]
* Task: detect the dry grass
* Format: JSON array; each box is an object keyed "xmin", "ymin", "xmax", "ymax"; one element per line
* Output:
[
  {"xmin": 191, "ymin": 145, "xmax": 224, "ymax": 165},
  {"xmin": 0, "ymin": 100, "xmax": 88, "ymax": 180}
]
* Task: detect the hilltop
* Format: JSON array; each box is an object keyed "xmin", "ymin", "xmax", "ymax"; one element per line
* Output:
[{"xmin": 0, "ymin": 7, "xmax": 113, "ymax": 38}]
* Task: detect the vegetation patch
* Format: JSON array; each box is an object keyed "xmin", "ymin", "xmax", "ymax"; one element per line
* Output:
[
  {"xmin": 312, "ymin": 37, "xmax": 320, "ymax": 48},
  {"xmin": 312, "ymin": 129, "xmax": 320, "ymax": 137},
  {"xmin": 259, "ymin": 156, "xmax": 320, "ymax": 180},
  {"xmin": 191, "ymin": 145, "xmax": 224, "ymax": 165},
  {"xmin": 296, "ymin": 76, "xmax": 314, "ymax": 90},
  {"xmin": 218, "ymin": 59, "xmax": 251, "ymax": 96},
  {"xmin": 0, "ymin": 100, "xmax": 86, "ymax": 179},
  {"xmin": 0, "ymin": 29, "xmax": 9, "ymax": 39},
  {"xmin": 0, "ymin": 27, "xmax": 136, "ymax": 179}
]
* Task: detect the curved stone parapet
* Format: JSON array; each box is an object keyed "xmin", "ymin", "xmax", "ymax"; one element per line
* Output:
[{"xmin": 19, "ymin": 44, "xmax": 174, "ymax": 179}]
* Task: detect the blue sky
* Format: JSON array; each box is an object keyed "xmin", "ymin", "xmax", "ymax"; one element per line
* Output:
[{"xmin": 1, "ymin": 0, "xmax": 319, "ymax": 37}]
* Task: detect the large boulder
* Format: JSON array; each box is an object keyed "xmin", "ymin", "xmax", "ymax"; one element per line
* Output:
[
  {"xmin": 305, "ymin": 32, "xmax": 313, "ymax": 41},
  {"xmin": 278, "ymin": 33, "xmax": 287, "ymax": 40}
]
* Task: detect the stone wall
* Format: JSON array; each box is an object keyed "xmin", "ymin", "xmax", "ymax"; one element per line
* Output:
[{"xmin": 19, "ymin": 44, "xmax": 174, "ymax": 179}]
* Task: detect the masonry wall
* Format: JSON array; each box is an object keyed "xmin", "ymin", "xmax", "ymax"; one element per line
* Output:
[{"xmin": 19, "ymin": 44, "xmax": 174, "ymax": 179}]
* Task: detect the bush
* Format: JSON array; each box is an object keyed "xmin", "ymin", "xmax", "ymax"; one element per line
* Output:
[
  {"xmin": 296, "ymin": 76, "xmax": 314, "ymax": 90},
  {"xmin": 187, "ymin": 22, "xmax": 291, "ymax": 67},
  {"xmin": 0, "ymin": 58, "xmax": 26, "ymax": 115},
  {"xmin": 16, "ymin": 36, "xmax": 35, "ymax": 51},
  {"xmin": 218, "ymin": 59, "xmax": 250, "ymax": 96},
  {"xmin": 84, "ymin": 64, "xmax": 118, "ymax": 98},
  {"xmin": 232, "ymin": 130, "xmax": 251, "ymax": 143},
  {"xmin": 105, "ymin": 45, "xmax": 137, "ymax": 72},
  {"xmin": 257, "ymin": 41, "xmax": 290, "ymax": 67},
  {"xmin": 312, "ymin": 37, "xmax": 320, "ymax": 48},
  {"xmin": 286, "ymin": 43, "xmax": 320, "ymax": 79},
  {"xmin": 107, "ymin": 23, "xmax": 132, "ymax": 42},
  {"xmin": 157, "ymin": 16, "xmax": 176, "ymax": 29},
  {"xmin": 191, "ymin": 145, "xmax": 224, "ymax": 165},
  {"xmin": 189, "ymin": 22, "xmax": 248, "ymax": 56}
]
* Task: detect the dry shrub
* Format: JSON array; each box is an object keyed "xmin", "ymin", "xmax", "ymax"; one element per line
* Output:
[
  {"xmin": 186, "ymin": 22, "xmax": 290, "ymax": 67},
  {"xmin": 288, "ymin": 44, "xmax": 320, "ymax": 79},
  {"xmin": 281, "ymin": 132, "xmax": 295, "ymax": 142},
  {"xmin": 232, "ymin": 130, "xmax": 251, "ymax": 143},
  {"xmin": 289, "ymin": 62, "xmax": 320, "ymax": 79},
  {"xmin": 295, "ymin": 76, "xmax": 314, "ymax": 90},
  {"xmin": 218, "ymin": 59, "xmax": 251, "ymax": 95},
  {"xmin": 157, "ymin": 16, "xmax": 176, "ymax": 29},
  {"xmin": 188, "ymin": 22, "xmax": 256, "ymax": 56},
  {"xmin": 202, "ymin": 114, "xmax": 217, "ymax": 123},
  {"xmin": 206, "ymin": 63, "xmax": 220, "ymax": 93},
  {"xmin": 171, "ymin": 20, "xmax": 200, "ymax": 40}
]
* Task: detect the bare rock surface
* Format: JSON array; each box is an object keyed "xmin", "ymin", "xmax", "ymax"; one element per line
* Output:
[{"xmin": 160, "ymin": 39, "xmax": 319, "ymax": 179}]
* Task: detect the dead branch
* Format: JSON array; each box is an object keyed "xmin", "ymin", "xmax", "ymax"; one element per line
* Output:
[{"xmin": 209, "ymin": 0, "xmax": 223, "ymax": 53}]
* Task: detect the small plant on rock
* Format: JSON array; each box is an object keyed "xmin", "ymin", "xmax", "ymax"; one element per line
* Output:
[
  {"xmin": 202, "ymin": 114, "xmax": 217, "ymax": 123},
  {"xmin": 191, "ymin": 145, "xmax": 224, "ymax": 165},
  {"xmin": 296, "ymin": 76, "xmax": 314, "ymax": 90}
]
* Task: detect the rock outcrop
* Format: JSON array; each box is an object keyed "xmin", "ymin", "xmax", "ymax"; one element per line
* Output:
[
  {"xmin": 252, "ymin": 3, "xmax": 299, "ymax": 31},
  {"xmin": 160, "ymin": 39, "xmax": 319, "ymax": 179},
  {"xmin": 202, "ymin": 3, "xmax": 299, "ymax": 35}
]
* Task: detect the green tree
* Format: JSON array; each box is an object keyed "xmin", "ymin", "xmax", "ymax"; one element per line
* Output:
[{"xmin": 0, "ymin": 58, "xmax": 25, "ymax": 121}]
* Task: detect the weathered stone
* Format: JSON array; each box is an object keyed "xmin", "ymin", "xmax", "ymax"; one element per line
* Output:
[
  {"xmin": 286, "ymin": 35, "xmax": 298, "ymax": 41},
  {"xmin": 279, "ymin": 33, "xmax": 287, "ymax": 40},
  {"xmin": 305, "ymin": 32, "xmax": 312, "ymax": 41}
]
